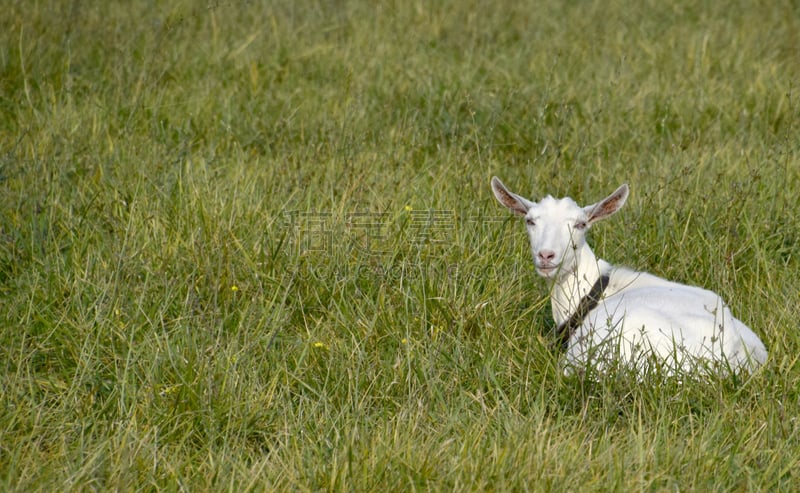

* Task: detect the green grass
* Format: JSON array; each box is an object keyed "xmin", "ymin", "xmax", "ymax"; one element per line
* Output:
[{"xmin": 1, "ymin": 0, "xmax": 799, "ymax": 490}]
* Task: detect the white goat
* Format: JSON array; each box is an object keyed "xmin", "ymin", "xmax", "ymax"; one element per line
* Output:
[{"xmin": 491, "ymin": 177, "xmax": 768, "ymax": 375}]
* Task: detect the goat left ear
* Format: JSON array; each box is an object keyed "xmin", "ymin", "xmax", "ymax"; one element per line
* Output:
[
  {"xmin": 584, "ymin": 184, "xmax": 629, "ymax": 224},
  {"xmin": 491, "ymin": 176, "xmax": 535, "ymax": 216}
]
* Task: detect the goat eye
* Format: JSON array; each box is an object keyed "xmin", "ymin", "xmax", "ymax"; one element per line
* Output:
[
  {"xmin": 526, "ymin": 218, "xmax": 536, "ymax": 226},
  {"xmin": 574, "ymin": 220, "xmax": 587, "ymax": 230}
]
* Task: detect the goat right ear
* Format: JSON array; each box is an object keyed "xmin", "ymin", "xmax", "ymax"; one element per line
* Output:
[
  {"xmin": 585, "ymin": 184, "xmax": 629, "ymax": 224},
  {"xmin": 491, "ymin": 177, "xmax": 534, "ymax": 216}
]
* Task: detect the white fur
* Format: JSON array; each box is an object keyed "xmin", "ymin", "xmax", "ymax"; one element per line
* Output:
[{"xmin": 491, "ymin": 177, "xmax": 768, "ymax": 375}]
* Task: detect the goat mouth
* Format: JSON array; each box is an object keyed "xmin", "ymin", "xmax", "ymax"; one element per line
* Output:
[{"xmin": 536, "ymin": 265, "xmax": 559, "ymax": 276}]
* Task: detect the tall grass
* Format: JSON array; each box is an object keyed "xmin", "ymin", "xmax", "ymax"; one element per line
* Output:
[{"xmin": 1, "ymin": 0, "xmax": 799, "ymax": 490}]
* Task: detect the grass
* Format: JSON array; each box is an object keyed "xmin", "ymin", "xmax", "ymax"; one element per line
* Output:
[{"xmin": 1, "ymin": 0, "xmax": 799, "ymax": 490}]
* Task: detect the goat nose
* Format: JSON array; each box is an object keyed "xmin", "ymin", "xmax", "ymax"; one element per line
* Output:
[{"xmin": 538, "ymin": 250, "xmax": 556, "ymax": 262}]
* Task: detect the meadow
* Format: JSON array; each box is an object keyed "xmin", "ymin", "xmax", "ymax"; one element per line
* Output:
[{"xmin": 1, "ymin": 0, "xmax": 799, "ymax": 490}]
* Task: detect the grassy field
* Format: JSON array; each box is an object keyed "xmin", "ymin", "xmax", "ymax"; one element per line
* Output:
[{"xmin": 1, "ymin": 0, "xmax": 799, "ymax": 490}]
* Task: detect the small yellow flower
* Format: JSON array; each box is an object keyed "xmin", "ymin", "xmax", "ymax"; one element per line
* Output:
[
  {"xmin": 404, "ymin": 205, "xmax": 413, "ymax": 211},
  {"xmin": 231, "ymin": 285, "xmax": 239, "ymax": 292},
  {"xmin": 401, "ymin": 338, "xmax": 408, "ymax": 344},
  {"xmin": 159, "ymin": 384, "xmax": 181, "ymax": 397},
  {"xmin": 313, "ymin": 341, "xmax": 328, "ymax": 350}
]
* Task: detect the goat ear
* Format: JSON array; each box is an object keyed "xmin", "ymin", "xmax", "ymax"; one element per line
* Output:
[
  {"xmin": 491, "ymin": 177, "xmax": 534, "ymax": 216},
  {"xmin": 584, "ymin": 184, "xmax": 629, "ymax": 224}
]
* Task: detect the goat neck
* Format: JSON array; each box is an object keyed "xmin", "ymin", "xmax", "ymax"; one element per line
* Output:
[{"xmin": 549, "ymin": 242, "xmax": 610, "ymax": 327}]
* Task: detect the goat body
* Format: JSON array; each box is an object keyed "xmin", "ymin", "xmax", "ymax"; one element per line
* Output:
[{"xmin": 491, "ymin": 177, "xmax": 768, "ymax": 374}]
